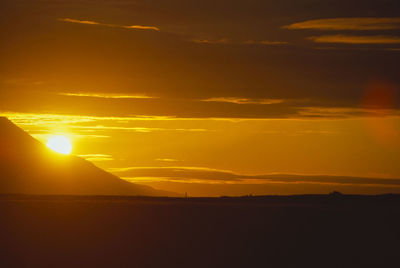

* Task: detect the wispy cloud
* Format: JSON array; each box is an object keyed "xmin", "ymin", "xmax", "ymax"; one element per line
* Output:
[
  {"xmin": 30, "ymin": 133, "xmax": 110, "ymax": 141},
  {"xmin": 259, "ymin": 40, "xmax": 289, "ymax": 45},
  {"xmin": 203, "ymin": 97, "xmax": 285, "ymax": 105},
  {"xmin": 284, "ymin": 17, "xmax": 400, "ymax": 31},
  {"xmin": 58, "ymin": 92, "xmax": 156, "ymax": 99},
  {"xmin": 1, "ymin": 78, "xmax": 45, "ymax": 86},
  {"xmin": 59, "ymin": 18, "xmax": 160, "ymax": 31},
  {"xmin": 110, "ymin": 166, "xmax": 240, "ymax": 183},
  {"xmin": 2, "ymin": 104, "xmax": 400, "ymax": 128},
  {"xmin": 0, "ymin": 113, "xmax": 210, "ymax": 133},
  {"xmin": 308, "ymin": 35, "xmax": 400, "ymax": 44},
  {"xmin": 299, "ymin": 107, "xmax": 400, "ymax": 118},
  {"xmin": 60, "ymin": 18, "xmax": 100, "ymax": 25},
  {"xmin": 244, "ymin": 40, "xmax": 289, "ymax": 45},
  {"xmin": 192, "ymin": 39, "xmax": 288, "ymax": 46},
  {"xmin": 0, "ymin": 113, "xmax": 179, "ymax": 125},
  {"xmin": 79, "ymin": 154, "xmax": 114, "ymax": 161},
  {"xmin": 156, "ymin": 158, "xmax": 180, "ymax": 162},
  {"xmin": 122, "ymin": 25, "xmax": 160, "ymax": 31},
  {"xmin": 191, "ymin": 38, "xmax": 229, "ymax": 44},
  {"xmin": 111, "ymin": 166, "xmax": 400, "ymax": 187},
  {"xmin": 70, "ymin": 125, "xmax": 208, "ymax": 133}
]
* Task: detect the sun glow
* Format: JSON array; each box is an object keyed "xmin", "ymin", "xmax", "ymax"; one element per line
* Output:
[{"xmin": 46, "ymin": 135, "xmax": 72, "ymax": 155}]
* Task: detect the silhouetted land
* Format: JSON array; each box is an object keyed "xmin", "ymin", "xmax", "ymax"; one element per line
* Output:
[
  {"xmin": 1, "ymin": 194, "xmax": 400, "ymax": 267},
  {"xmin": 0, "ymin": 117, "xmax": 169, "ymax": 196}
]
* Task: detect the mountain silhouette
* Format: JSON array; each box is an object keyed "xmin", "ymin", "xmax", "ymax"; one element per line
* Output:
[{"xmin": 0, "ymin": 117, "xmax": 168, "ymax": 196}]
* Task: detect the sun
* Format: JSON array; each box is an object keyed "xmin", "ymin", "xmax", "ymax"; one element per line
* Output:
[{"xmin": 46, "ymin": 135, "xmax": 72, "ymax": 155}]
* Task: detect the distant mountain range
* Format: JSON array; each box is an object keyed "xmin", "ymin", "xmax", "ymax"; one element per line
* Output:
[{"xmin": 0, "ymin": 117, "xmax": 170, "ymax": 196}]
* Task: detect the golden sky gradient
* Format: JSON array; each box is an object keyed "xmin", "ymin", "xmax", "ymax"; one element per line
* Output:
[{"xmin": 1, "ymin": 0, "xmax": 400, "ymax": 196}]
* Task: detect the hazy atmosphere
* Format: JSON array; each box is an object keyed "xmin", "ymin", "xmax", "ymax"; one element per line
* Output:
[
  {"xmin": 2, "ymin": 1, "xmax": 400, "ymax": 267},
  {"xmin": 1, "ymin": 0, "xmax": 400, "ymax": 196}
]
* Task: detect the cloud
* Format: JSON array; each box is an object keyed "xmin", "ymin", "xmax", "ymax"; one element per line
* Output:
[
  {"xmin": 203, "ymin": 97, "xmax": 285, "ymax": 105},
  {"xmin": 308, "ymin": 35, "xmax": 400, "ymax": 44},
  {"xmin": 244, "ymin": 40, "xmax": 289, "ymax": 45},
  {"xmin": 298, "ymin": 107, "xmax": 400, "ymax": 118},
  {"xmin": 0, "ymin": 113, "xmax": 211, "ymax": 133},
  {"xmin": 2, "ymin": 102, "xmax": 400, "ymax": 125},
  {"xmin": 258, "ymin": 40, "xmax": 289, "ymax": 45},
  {"xmin": 191, "ymin": 38, "xmax": 229, "ymax": 44},
  {"xmin": 59, "ymin": 92, "xmax": 156, "ymax": 99},
  {"xmin": 30, "ymin": 132, "xmax": 110, "ymax": 141},
  {"xmin": 122, "ymin": 25, "xmax": 160, "ymax": 31},
  {"xmin": 1, "ymin": 78, "xmax": 45, "ymax": 86},
  {"xmin": 59, "ymin": 18, "xmax": 160, "ymax": 31},
  {"xmin": 284, "ymin": 17, "xmax": 400, "ymax": 31},
  {"xmin": 111, "ymin": 166, "xmax": 400, "ymax": 187},
  {"xmin": 79, "ymin": 154, "xmax": 114, "ymax": 161},
  {"xmin": 59, "ymin": 18, "xmax": 100, "ymax": 25},
  {"xmin": 0, "ymin": 113, "xmax": 179, "ymax": 125},
  {"xmin": 110, "ymin": 167, "xmax": 241, "ymax": 182},
  {"xmin": 156, "ymin": 158, "xmax": 179, "ymax": 162},
  {"xmin": 70, "ymin": 125, "xmax": 208, "ymax": 133},
  {"xmin": 192, "ymin": 39, "xmax": 288, "ymax": 46}
]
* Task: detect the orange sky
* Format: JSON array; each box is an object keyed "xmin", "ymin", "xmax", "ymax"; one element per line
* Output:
[{"xmin": 1, "ymin": 0, "xmax": 400, "ymax": 196}]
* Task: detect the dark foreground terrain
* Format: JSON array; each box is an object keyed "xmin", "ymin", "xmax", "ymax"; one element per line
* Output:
[{"xmin": 1, "ymin": 194, "xmax": 400, "ymax": 267}]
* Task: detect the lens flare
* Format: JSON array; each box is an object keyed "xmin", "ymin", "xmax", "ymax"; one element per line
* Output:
[{"xmin": 362, "ymin": 80, "xmax": 399, "ymax": 147}]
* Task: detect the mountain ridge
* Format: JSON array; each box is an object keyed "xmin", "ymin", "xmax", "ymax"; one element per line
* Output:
[{"xmin": 0, "ymin": 117, "xmax": 171, "ymax": 196}]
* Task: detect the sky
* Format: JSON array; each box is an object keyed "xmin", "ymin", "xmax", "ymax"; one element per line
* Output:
[{"xmin": 1, "ymin": 0, "xmax": 400, "ymax": 196}]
